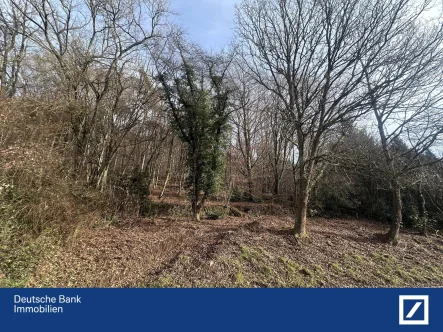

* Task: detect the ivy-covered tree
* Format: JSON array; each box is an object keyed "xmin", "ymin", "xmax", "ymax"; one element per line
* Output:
[{"xmin": 158, "ymin": 46, "xmax": 231, "ymax": 221}]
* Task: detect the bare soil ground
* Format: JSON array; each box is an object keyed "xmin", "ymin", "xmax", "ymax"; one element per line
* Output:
[{"xmin": 26, "ymin": 201, "xmax": 443, "ymax": 288}]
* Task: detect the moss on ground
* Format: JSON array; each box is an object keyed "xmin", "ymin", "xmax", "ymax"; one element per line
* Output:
[
  {"xmin": 149, "ymin": 275, "xmax": 175, "ymax": 288},
  {"xmin": 234, "ymin": 272, "xmax": 245, "ymax": 285},
  {"xmin": 232, "ymin": 245, "xmax": 329, "ymax": 288}
]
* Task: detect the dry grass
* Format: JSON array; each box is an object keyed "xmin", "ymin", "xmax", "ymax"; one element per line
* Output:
[{"xmin": 21, "ymin": 216, "xmax": 443, "ymax": 288}]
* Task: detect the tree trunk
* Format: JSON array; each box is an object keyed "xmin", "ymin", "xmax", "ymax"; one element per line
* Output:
[
  {"xmin": 197, "ymin": 194, "xmax": 208, "ymax": 222},
  {"xmin": 159, "ymin": 168, "xmax": 171, "ymax": 199},
  {"xmin": 192, "ymin": 193, "xmax": 207, "ymax": 222},
  {"xmin": 178, "ymin": 171, "xmax": 184, "ymax": 196},
  {"xmin": 418, "ymin": 182, "xmax": 428, "ymax": 237},
  {"xmin": 387, "ymin": 179, "xmax": 402, "ymax": 245},
  {"xmin": 191, "ymin": 199, "xmax": 201, "ymax": 222},
  {"xmin": 151, "ymin": 169, "xmax": 156, "ymax": 189},
  {"xmin": 177, "ymin": 145, "xmax": 185, "ymax": 196},
  {"xmin": 292, "ymin": 149, "xmax": 298, "ymax": 203},
  {"xmin": 191, "ymin": 148, "xmax": 200, "ymax": 221},
  {"xmin": 159, "ymin": 137, "xmax": 174, "ymax": 199},
  {"xmin": 273, "ymin": 171, "xmax": 280, "ymax": 197},
  {"xmin": 97, "ymin": 165, "xmax": 109, "ymax": 192},
  {"xmin": 246, "ymin": 165, "xmax": 253, "ymax": 201},
  {"xmin": 1, "ymin": 45, "xmax": 9, "ymax": 97},
  {"xmin": 294, "ymin": 175, "xmax": 309, "ymax": 238}
]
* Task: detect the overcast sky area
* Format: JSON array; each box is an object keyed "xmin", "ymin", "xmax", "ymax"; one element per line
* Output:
[{"xmin": 170, "ymin": 0, "xmax": 240, "ymax": 51}]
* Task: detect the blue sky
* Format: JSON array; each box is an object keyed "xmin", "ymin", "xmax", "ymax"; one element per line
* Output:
[{"xmin": 170, "ymin": 0, "xmax": 240, "ymax": 51}]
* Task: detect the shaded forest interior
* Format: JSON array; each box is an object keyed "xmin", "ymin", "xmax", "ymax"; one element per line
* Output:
[{"xmin": 1, "ymin": 0, "xmax": 443, "ymax": 287}]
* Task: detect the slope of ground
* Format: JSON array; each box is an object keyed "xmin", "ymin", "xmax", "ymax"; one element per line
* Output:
[{"xmin": 24, "ymin": 214, "xmax": 443, "ymax": 288}]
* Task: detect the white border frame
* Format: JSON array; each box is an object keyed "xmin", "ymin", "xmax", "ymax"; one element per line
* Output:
[{"xmin": 399, "ymin": 295, "xmax": 429, "ymax": 325}]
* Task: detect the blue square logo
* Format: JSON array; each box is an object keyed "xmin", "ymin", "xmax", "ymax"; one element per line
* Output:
[{"xmin": 399, "ymin": 295, "xmax": 429, "ymax": 325}]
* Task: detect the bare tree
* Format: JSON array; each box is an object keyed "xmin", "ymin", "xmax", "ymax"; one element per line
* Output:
[
  {"xmin": 363, "ymin": 6, "xmax": 443, "ymax": 244},
  {"xmin": 10, "ymin": 0, "xmax": 170, "ymax": 190},
  {"xmin": 0, "ymin": 0, "xmax": 29, "ymax": 97},
  {"xmin": 230, "ymin": 64, "xmax": 265, "ymax": 200},
  {"xmin": 264, "ymin": 98, "xmax": 290, "ymax": 197},
  {"xmin": 235, "ymin": 0, "xmax": 440, "ymax": 239},
  {"xmin": 158, "ymin": 135, "xmax": 175, "ymax": 199}
]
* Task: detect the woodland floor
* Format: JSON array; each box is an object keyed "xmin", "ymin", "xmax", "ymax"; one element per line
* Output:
[{"xmin": 12, "ymin": 192, "xmax": 443, "ymax": 288}]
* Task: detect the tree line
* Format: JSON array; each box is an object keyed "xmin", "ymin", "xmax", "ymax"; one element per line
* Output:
[{"xmin": 1, "ymin": 0, "xmax": 443, "ymax": 245}]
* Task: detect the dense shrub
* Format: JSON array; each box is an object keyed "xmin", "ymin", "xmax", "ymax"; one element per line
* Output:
[{"xmin": 311, "ymin": 129, "xmax": 443, "ymax": 233}]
